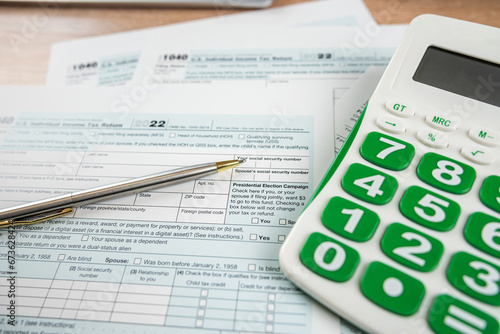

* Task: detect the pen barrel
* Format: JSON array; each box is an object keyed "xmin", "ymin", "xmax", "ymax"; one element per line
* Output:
[{"xmin": 0, "ymin": 162, "xmax": 221, "ymax": 221}]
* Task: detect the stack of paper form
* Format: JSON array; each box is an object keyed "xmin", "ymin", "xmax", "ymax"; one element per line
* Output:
[{"xmin": 0, "ymin": 1, "xmax": 407, "ymax": 333}]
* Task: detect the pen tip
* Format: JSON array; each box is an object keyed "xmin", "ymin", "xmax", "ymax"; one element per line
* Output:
[{"xmin": 238, "ymin": 157, "xmax": 247, "ymax": 164}]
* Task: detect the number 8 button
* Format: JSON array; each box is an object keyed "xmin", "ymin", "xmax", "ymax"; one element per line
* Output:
[{"xmin": 417, "ymin": 152, "xmax": 476, "ymax": 194}]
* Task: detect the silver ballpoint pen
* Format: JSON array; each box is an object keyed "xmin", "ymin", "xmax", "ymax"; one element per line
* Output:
[{"xmin": 0, "ymin": 158, "xmax": 245, "ymax": 228}]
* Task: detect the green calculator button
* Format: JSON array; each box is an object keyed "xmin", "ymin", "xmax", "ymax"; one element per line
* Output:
[
  {"xmin": 480, "ymin": 175, "xmax": 500, "ymax": 213},
  {"xmin": 381, "ymin": 223, "xmax": 444, "ymax": 272},
  {"xmin": 417, "ymin": 152, "xmax": 476, "ymax": 194},
  {"xmin": 360, "ymin": 132, "xmax": 415, "ymax": 171},
  {"xmin": 322, "ymin": 197, "xmax": 379, "ymax": 242},
  {"xmin": 300, "ymin": 232, "xmax": 359, "ymax": 282},
  {"xmin": 447, "ymin": 252, "xmax": 500, "ymax": 306},
  {"xmin": 464, "ymin": 212, "xmax": 500, "ymax": 258},
  {"xmin": 400, "ymin": 186, "xmax": 461, "ymax": 231},
  {"xmin": 342, "ymin": 163, "xmax": 398, "ymax": 205},
  {"xmin": 360, "ymin": 261, "xmax": 425, "ymax": 316},
  {"xmin": 429, "ymin": 294, "xmax": 499, "ymax": 334}
]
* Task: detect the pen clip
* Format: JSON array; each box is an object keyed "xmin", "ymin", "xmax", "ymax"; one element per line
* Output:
[{"xmin": 0, "ymin": 208, "xmax": 74, "ymax": 229}]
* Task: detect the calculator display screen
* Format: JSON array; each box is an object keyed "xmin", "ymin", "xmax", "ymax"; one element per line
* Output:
[{"xmin": 413, "ymin": 46, "xmax": 500, "ymax": 107}]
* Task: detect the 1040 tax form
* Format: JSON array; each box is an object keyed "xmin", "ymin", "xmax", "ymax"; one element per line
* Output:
[{"xmin": 0, "ymin": 80, "xmax": 337, "ymax": 333}]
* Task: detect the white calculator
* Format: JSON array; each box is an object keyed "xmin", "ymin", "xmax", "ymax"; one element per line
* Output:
[{"xmin": 279, "ymin": 14, "xmax": 500, "ymax": 334}]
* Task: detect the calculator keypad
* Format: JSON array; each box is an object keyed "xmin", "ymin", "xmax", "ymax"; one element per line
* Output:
[{"xmin": 291, "ymin": 92, "xmax": 500, "ymax": 333}]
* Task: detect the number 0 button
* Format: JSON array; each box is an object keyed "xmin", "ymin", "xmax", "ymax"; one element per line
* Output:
[
  {"xmin": 342, "ymin": 163, "xmax": 398, "ymax": 205},
  {"xmin": 417, "ymin": 152, "xmax": 476, "ymax": 194},
  {"xmin": 360, "ymin": 261, "xmax": 425, "ymax": 316},
  {"xmin": 300, "ymin": 232, "xmax": 359, "ymax": 282}
]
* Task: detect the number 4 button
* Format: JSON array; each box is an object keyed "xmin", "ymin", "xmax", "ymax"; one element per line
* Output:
[{"xmin": 342, "ymin": 163, "xmax": 398, "ymax": 205}]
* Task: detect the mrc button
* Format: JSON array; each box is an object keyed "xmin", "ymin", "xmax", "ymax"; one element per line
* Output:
[
  {"xmin": 425, "ymin": 114, "xmax": 459, "ymax": 131},
  {"xmin": 385, "ymin": 100, "xmax": 415, "ymax": 118}
]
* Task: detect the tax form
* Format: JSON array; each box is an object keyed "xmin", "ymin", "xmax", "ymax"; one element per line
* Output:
[
  {"xmin": 0, "ymin": 80, "xmax": 337, "ymax": 333},
  {"xmin": 46, "ymin": 0, "xmax": 377, "ymax": 87}
]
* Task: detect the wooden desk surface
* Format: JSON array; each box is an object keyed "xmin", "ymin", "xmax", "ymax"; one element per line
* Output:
[{"xmin": 1, "ymin": 0, "xmax": 499, "ymax": 85}]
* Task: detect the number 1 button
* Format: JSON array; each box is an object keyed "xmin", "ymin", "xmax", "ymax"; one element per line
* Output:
[{"xmin": 360, "ymin": 132, "xmax": 415, "ymax": 171}]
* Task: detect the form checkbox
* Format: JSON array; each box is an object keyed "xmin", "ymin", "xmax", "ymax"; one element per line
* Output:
[
  {"xmin": 134, "ymin": 258, "xmax": 142, "ymax": 264},
  {"xmin": 197, "ymin": 309, "xmax": 205, "ymax": 317},
  {"xmin": 200, "ymin": 289, "xmax": 208, "ymax": 297},
  {"xmin": 248, "ymin": 264, "xmax": 256, "ymax": 271},
  {"xmin": 169, "ymin": 133, "xmax": 176, "ymax": 138},
  {"xmin": 195, "ymin": 319, "xmax": 203, "ymax": 327},
  {"xmin": 58, "ymin": 254, "xmax": 66, "ymax": 261},
  {"xmin": 81, "ymin": 235, "xmax": 89, "ymax": 241},
  {"xmin": 267, "ymin": 303, "xmax": 275, "ymax": 312},
  {"xmin": 278, "ymin": 235, "xmax": 285, "ymax": 242},
  {"xmin": 279, "ymin": 219, "xmax": 286, "ymax": 225},
  {"xmin": 268, "ymin": 293, "xmax": 275, "ymax": 301},
  {"xmin": 238, "ymin": 134, "xmax": 245, "ymax": 139},
  {"xmin": 251, "ymin": 217, "xmax": 259, "ymax": 224},
  {"xmin": 267, "ymin": 313, "xmax": 274, "ymax": 321},
  {"xmin": 199, "ymin": 299, "xmax": 207, "ymax": 307},
  {"xmin": 250, "ymin": 234, "xmax": 257, "ymax": 240},
  {"xmin": 266, "ymin": 324, "xmax": 273, "ymax": 332}
]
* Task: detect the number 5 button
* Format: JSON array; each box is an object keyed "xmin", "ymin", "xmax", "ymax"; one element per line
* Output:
[{"xmin": 360, "ymin": 132, "xmax": 415, "ymax": 171}]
